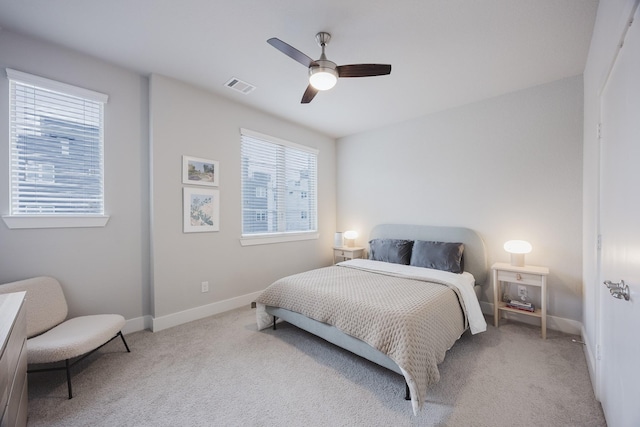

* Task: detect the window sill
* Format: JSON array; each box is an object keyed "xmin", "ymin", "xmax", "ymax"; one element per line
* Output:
[
  {"xmin": 2, "ymin": 215, "xmax": 110, "ymax": 229},
  {"xmin": 240, "ymin": 232, "xmax": 319, "ymax": 246}
]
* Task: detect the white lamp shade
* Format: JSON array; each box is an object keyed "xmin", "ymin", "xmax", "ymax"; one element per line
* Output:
[
  {"xmin": 503, "ymin": 240, "xmax": 532, "ymax": 254},
  {"xmin": 309, "ymin": 68, "xmax": 338, "ymax": 90},
  {"xmin": 343, "ymin": 230, "xmax": 358, "ymax": 247},
  {"xmin": 504, "ymin": 240, "xmax": 532, "ymax": 267},
  {"xmin": 343, "ymin": 230, "xmax": 358, "ymax": 240}
]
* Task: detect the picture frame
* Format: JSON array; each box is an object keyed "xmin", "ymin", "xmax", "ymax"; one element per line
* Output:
[
  {"xmin": 183, "ymin": 187, "xmax": 220, "ymax": 233},
  {"xmin": 182, "ymin": 155, "xmax": 219, "ymax": 186}
]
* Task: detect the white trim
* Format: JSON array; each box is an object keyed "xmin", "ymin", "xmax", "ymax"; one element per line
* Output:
[
  {"xmin": 582, "ymin": 324, "xmax": 599, "ymax": 399},
  {"xmin": 2, "ymin": 215, "xmax": 110, "ymax": 229},
  {"xmin": 596, "ymin": 1, "xmax": 640, "ymax": 98},
  {"xmin": 240, "ymin": 127, "xmax": 319, "ymax": 154},
  {"xmin": 240, "ymin": 232, "xmax": 319, "ymax": 246},
  {"xmin": 6, "ymin": 68, "xmax": 109, "ymax": 103},
  {"xmin": 122, "ymin": 315, "xmax": 153, "ymax": 335},
  {"xmin": 151, "ymin": 290, "xmax": 263, "ymax": 332}
]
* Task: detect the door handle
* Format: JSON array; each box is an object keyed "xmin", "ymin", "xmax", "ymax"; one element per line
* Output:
[
  {"xmin": 603, "ymin": 280, "xmax": 620, "ymax": 289},
  {"xmin": 603, "ymin": 279, "xmax": 631, "ymax": 301}
]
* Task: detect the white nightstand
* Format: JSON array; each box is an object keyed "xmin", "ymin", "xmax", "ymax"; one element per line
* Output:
[
  {"xmin": 333, "ymin": 246, "xmax": 365, "ymax": 264},
  {"xmin": 492, "ymin": 262, "xmax": 549, "ymax": 339}
]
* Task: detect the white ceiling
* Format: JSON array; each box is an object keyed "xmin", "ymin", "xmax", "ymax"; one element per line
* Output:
[{"xmin": 0, "ymin": 0, "xmax": 598, "ymax": 138}]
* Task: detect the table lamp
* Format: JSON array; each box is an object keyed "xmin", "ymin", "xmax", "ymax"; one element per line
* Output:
[
  {"xmin": 504, "ymin": 240, "xmax": 532, "ymax": 267},
  {"xmin": 343, "ymin": 230, "xmax": 358, "ymax": 247}
]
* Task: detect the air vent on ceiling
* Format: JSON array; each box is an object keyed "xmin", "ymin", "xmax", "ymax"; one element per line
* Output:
[{"xmin": 225, "ymin": 77, "xmax": 256, "ymax": 95}]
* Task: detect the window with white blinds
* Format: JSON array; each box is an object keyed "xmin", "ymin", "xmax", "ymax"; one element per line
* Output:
[
  {"xmin": 6, "ymin": 69, "xmax": 108, "ymax": 221},
  {"xmin": 240, "ymin": 128, "xmax": 318, "ymax": 240}
]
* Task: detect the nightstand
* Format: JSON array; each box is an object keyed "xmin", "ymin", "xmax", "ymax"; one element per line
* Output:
[
  {"xmin": 333, "ymin": 246, "xmax": 365, "ymax": 264},
  {"xmin": 492, "ymin": 262, "xmax": 549, "ymax": 339}
]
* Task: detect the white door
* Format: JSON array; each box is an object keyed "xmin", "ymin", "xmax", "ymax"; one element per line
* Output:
[{"xmin": 598, "ymin": 5, "xmax": 640, "ymax": 426}]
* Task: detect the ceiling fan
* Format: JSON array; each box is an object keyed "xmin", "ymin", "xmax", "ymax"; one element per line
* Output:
[{"xmin": 267, "ymin": 32, "xmax": 392, "ymax": 104}]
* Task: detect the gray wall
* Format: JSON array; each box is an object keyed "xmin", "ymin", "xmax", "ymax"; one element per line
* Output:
[
  {"xmin": 336, "ymin": 76, "xmax": 584, "ymax": 328},
  {"xmin": 0, "ymin": 31, "xmax": 150, "ymax": 324},
  {"xmin": 0, "ymin": 31, "xmax": 336, "ymax": 331},
  {"xmin": 0, "ymin": 28, "xmax": 586, "ymax": 334},
  {"xmin": 149, "ymin": 74, "xmax": 336, "ymax": 323}
]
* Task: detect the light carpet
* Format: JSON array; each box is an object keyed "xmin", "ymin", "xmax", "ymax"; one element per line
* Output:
[{"xmin": 26, "ymin": 307, "xmax": 606, "ymax": 426}]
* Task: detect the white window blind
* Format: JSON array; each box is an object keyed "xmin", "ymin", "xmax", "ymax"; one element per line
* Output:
[
  {"xmin": 7, "ymin": 69, "xmax": 108, "ymax": 216},
  {"xmin": 240, "ymin": 128, "xmax": 318, "ymax": 237}
]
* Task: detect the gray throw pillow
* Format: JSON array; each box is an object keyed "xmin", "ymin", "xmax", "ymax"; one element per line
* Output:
[
  {"xmin": 368, "ymin": 239, "xmax": 414, "ymax": 265},
  {"xmin": 410, "ymin": 240, "xmax": 464, "ymax": 273}
]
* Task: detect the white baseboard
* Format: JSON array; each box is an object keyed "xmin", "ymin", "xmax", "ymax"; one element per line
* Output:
[
  {"xmin": 127, "ymin": 297, "xmax": 582, "ymax": 336},
  {"xmin": 581, "ymin": 325, "xmax": 599, "ymax": 400},
  {"xmin": 150, "ymin": 290, "xmax": 263, "ymax": 332},
  {"xmin": 480, "ymin": 301, "xmax": 582, "ymax": 335},
  {"xmin": 123, "ymin": 315, "xmax": 153, "ymax": 335}
]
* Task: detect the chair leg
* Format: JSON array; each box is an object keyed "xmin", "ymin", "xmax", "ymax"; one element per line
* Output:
[
  {"xmin": 30, "ymin": 332, "xmax": 129, "ymax": 400},
  {"xmin": 118, "ymin": 331, "xmax": 131, "ymax": 353},
  {"xmin": 66, "ymin": 359, "xmax": 73, "ymax": 399}
]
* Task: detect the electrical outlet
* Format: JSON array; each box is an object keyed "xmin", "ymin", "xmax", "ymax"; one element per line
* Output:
[
  {"xmin": 518, "ymin": 285, "xmax": 527, "ymax": 299},
  {"xmin": 201, "ymin": 281, "xmax": 209, "ymax": 293}
]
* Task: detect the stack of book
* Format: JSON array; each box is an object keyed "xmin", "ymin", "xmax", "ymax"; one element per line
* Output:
[{"xmin": 506, "ymin": 299, "xmax": 535, "ymax": 312}]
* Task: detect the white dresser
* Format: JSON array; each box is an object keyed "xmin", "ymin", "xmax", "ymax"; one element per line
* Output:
[{"xmin": 0, "ymin": 291, "xmax": 27, "ymax": 427}]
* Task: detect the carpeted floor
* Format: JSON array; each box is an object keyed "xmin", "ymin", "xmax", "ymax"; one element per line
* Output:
[{"xmin": 26, "ymin": 307, "xmax": 606, "ymax": 426}]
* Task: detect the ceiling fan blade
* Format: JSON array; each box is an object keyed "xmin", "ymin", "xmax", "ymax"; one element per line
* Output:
[
  {"xmin": 301, "ymin": 85, "xmax": 318, "ymax": 104},
  {"xmin": 267, "ymin": 38, "xmax": 314, "ymax": 68},
  {"xmin": 337, "ymin": 64, "xmax": 392, "ymax": 78}
]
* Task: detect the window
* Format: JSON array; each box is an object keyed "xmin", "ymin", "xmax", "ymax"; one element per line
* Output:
[
  {"xmin": 255, "ymin": 187, "xmax": 267, "ymax": 198},
  {"xmin": 4, "ymin": 69, "xmax": 109, "ymax": 229},
  {"xmin": 240, "ymin": 128, "xmax": 318, "ymax": 244}
]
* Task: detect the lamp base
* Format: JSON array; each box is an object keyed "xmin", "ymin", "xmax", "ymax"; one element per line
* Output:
[{"xmin": 510, "ymin": 253, "xmax": 525, "ymax": 267}]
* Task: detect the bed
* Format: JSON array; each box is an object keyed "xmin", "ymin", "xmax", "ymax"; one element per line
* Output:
[{"xmin": 255, "ymin": 224, "xmax": 488, "ymax": 414}]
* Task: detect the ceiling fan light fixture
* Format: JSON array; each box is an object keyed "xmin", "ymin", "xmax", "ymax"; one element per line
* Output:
[
  {"xmin": 267, "ymin": 32, "xmax": 391, "ymax": 103},
  {"xmin": 309, "ymin": 67, "xmax": 338, "ymax": 91}
]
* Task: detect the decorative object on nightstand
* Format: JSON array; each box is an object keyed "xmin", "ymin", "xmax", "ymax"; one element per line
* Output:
[
  {"xmin": 503, "ymin": 240, "xmax": 532, "ymax": 267},
  {"xmin": 333, "ymin": 246, "xmax": 365, "ymax": 264},
  {"xmin": 334, "ymin": 232, "xmax": 344, "ymax": 248},
  {"xmin": 343, "ymin": 230, "xmax": 358, "ymax": 247},
  {"xmin": 492, "ymin": 262, "xmax": 549, "ymax": 338}
]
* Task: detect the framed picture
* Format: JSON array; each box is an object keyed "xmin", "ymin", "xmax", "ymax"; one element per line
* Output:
[
  {"xmin": 182, "ymin": 156, "xmax": 219, "ymax": 186},
  {"xmin": 183, "ymin": 187, "xmax": 220, "ymax": 233}
]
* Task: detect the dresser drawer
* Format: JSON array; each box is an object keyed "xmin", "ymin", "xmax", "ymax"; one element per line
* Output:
[
  {"xmin": 0, "ymin": 353, "xmax": 8, "ymax": 423},
  {"xmin": 497, "ymin": 270, "xmax": 544, "ymax": 286},
  {"xmin": 0, "ymin": 292, "xmax": 27, "ymax": 427},
  {"xmin": 5, "ymin": 339, "xmax": 27, "ymax": 427},
  {"xmin": 5, "ymin": 306, "xmax": 26, "ymax": 383}
]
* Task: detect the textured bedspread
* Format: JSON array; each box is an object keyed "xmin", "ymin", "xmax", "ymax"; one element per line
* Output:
[{"xmin": 255, "ymin": 260, "xmax": 473, "ymax": 414}]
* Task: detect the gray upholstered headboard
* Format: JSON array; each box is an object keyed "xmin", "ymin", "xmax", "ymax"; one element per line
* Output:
[{"xmin": 369, "ymin": 224, "xmax": 489, "ymax": 285}]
